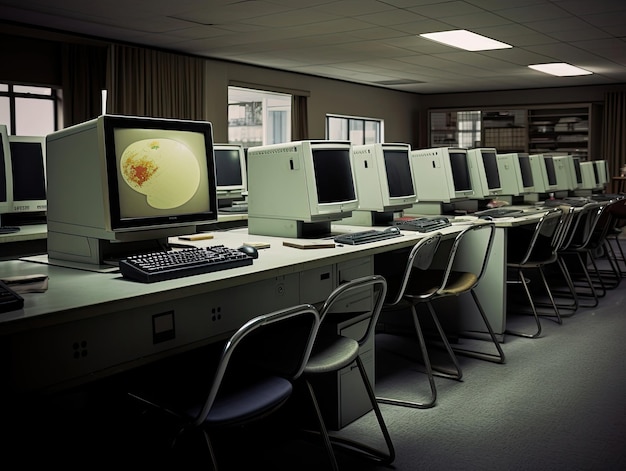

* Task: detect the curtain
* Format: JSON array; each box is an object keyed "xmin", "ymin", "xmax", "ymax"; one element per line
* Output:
[
  {"xmin": 291, "ymin": 94, "xmax": 309, "ymax": 141},
  {"xmin": 601, "ymin": 92, "xmax": 626, "ymax": 190},
  {"xmin": 106, "ymin": 44, "xmax": 205, "ymax": 121},
  {"xmin": 61, "ymin": 44, "xmax": 108, "ymax": 126}
]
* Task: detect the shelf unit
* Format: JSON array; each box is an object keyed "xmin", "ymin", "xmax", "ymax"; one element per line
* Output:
[
  {"xmin": 528, "ymin": 106, "xmax": 591, "ymax": 159},
  {"xmin": 428, "ymin": 104, "xmax": 599, "ymax": 159},
  {"xmin": 481, "ymin": 110, "xmax": 527, "ymax": 153}
]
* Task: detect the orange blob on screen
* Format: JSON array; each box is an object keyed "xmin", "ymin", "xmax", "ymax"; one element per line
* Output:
[{"xmin": 120, "ymin": 138, "xmax": 200, "ymax": 209}]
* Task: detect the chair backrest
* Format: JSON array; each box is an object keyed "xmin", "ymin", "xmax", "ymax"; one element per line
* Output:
[
  {"xmin": 318, "ymin": 275, "xmax": 388, "ymax": 348},
  {"xmin": 558, "ymin": 201, "xmax": 603, "ymax": 251},
  {"xmin": 587, "ymin": 199, "xmax": 623, "ymax": 249},
  {"xmin": 384, "ymin": 232, "xmax": 443, "ymax": 306},
  {"xmin": 566, "ymin": 201, "xmax": 607, "ymax": 250},
  {"xmin": 508, "ymin": 209, "xmax": 563, "ymax": 265},
  {"xmin": 437, "ymin": 222, "xmax": 496, "ymax": 294},
  {"xmin": 196, "ymin": 303, "xmax": 320, "ymax": 425},
  {"xmin": 552, "ymin": 205, "xmax": 576, "ymax": 252}
]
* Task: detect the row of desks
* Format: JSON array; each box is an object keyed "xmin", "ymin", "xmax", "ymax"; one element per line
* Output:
[{"xmin": 0, "ymin": 209, "xmax": 551, "ymax": 396}]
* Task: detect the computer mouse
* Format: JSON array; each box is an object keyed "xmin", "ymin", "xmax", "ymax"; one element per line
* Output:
[
  {"xmin": 238, "ymin": 245, "xmax": 259, "ymax": 259},
  {"xmin": 479, "ymin": 215, "xmax": 493, "ymax": 221}
]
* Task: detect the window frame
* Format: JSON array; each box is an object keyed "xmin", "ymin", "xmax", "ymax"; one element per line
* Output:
[
  {"xmin": 0, "ymin": 83, "xmax": 60, "ymax": 135},
  {"xmin": 325, "ymin": 114, "xmax": 384, "ymax": 145}
]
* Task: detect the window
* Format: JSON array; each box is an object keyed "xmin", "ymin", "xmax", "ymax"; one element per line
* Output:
[
  {"xmin": 326, "ymin": 114, "xmax": 383, "ymax": 145},
  {"xmin": 429, "ymin": 110, "xmax": 481, "ymax": 148},
  {"xmin": 228, "ymin": 87, "xmax": 291, "ymax": 147},
  {"xmin": 0, "ymin": 84, "xmax": 60, "ymax": 135}
]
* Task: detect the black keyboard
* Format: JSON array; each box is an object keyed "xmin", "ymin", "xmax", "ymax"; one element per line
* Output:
[
  {"xmin": 474, "ymin": 208, "xmax": 524, "ymax": 218},
  {"xmin": 394, "ymin": 217, "xmax": 451, "ymax": 232},
  {"xmin": 219, "ymin": 204, "xmax": 248, "ymax": 213},
  {"xmin": 119, "ymin": 245, "xmax": 254, "ymax": 283},
  {"xmin": 0, "ymin": 280, "xmax": 24, "ymax": 313},
  {"xmin": 334, "ymin": 227, "xmax": 403, "ymax": 245}
]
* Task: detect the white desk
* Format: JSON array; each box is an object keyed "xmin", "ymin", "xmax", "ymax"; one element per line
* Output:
[{"xmin": 1, "ymin": 224, "xmax": 473, "ymax": 396}]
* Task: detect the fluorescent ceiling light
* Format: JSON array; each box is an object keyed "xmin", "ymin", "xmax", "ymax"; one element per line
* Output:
[
  {"xmin": 419, "ymin": 29, "xmax": 512, "ymax": 51},
  {"xmin": 528, "ymin": 63, "xmax": 592, "ymax": 77}
]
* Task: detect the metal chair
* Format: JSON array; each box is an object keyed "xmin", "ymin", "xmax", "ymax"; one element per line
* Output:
[
  {"xmin": 301, "ymin": 275, "xmax": 395, "ymax": 469},
  {"xmin": 558, "ymin": 199, "xmax": 620, "ymax": 307},
  {"xmin": 506, "ymin": 209, "xmax": 564, "ymax": 338},
  {"xmin": 377, "ymin": 223, "xmax": 505, "ymax": 409},
  {"xmin": 605, "ymin": 197, "xmax": 626, "ymax": 277},
  {"xmin": 548, "ymin": 201, "xmax": 603, "ymax": 312},
  {"xmin": 127, "ymin": 304, "xmax": 321, "ymax": 470}
]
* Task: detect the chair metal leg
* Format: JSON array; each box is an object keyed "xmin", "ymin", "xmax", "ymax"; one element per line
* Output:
[
  {"xmin": 450, "ymin": 290, "xmax": 506, "ymax": 363},
  {"xmin": 326, "ymin": 356, "xmax": 396, "ymax": 465},
  {"xmin": 537, "ymin": 266, "xmax": 563, "ymax": 324},
  {"xmin": 377, "ymin": 304, "xmax": 438, "ymax": 409},
  {"xmin": 424, "ymin": 301, "xmax": 463, "ymax": 380},
  {"xmin": 543, "ymin": 257, "xmax": 580, "ymax": 315},
  {"xmin": 201, "ymin": 429, "xmax": 220, "ymax": 471},
  {"xmin": 560, "ymin": 252, "xmax": 600, "ymax": 308},
  {"xmin": 304, "ymin": 379, "xmax": 340, "ymax": 471},
  {"xmin": 506, "ymin": 268, "xmax": 543, "ymax": 338}
]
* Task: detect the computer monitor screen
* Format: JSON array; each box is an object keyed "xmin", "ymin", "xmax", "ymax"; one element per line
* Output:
[
  {"xmin": 0, "ymin": 125, "xmax": 12, "ymax": 216},
  {"xmin": 8, "ymin": 135, "xmax": 47, "ymax": 213},
  {"xmin": 247, "ymin": 140, "xmax": 358, "ymax": 238},
  {"xmin": 384, "ymin": 149, "xmax": 415, "ymax": 198},
  {"xmin": 46, "ymin": 114, "xmax": 218, "ymax": 265},
  {"xmin": 572, "ymin": 157, "xmax": 583, "ymax": 186},
  {"xmin": 351, "ymin": 143, "xmax": 415, "ymax": 213},
  {"xmin": 528, "ymin": 154, "xmax": 558, "ymax": 194},
  {"xmin": 314, "ymin": 147, "xmax": 356, "ymax": 203},
  {"xmin": 543, "ymin": 156, "xmax": 558, "ymax": 187},
  {"xmin": 467, "ymin": 148, "xmax": 502, "ymax": 198},
  {"xmin": 518, "ymin": 154, "xmax": 535, "ymax": 192},
  {"xmin": 213, "ymin": 144, "xmax": 247, "ymax": 205},
  {"xmin": 410, "ymin": 147, "xmax": 473, "ymax": 203},
  {"xmin": 449, "ymin": 151, "xmax": 472, "ymax": 192},
  {"xmin": 482, "ymin": 150, "xmax": 501, "ymax": 190}
]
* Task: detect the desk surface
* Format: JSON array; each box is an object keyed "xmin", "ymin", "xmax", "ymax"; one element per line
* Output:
[{"xmin": 0, "ymin": 224, "xmax": 471, "ymax": 335}]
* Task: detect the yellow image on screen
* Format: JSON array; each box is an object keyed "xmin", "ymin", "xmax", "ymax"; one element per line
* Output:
[{"xmin": 120, "ymin": 138, "xmax": 200, "ymax": 209}]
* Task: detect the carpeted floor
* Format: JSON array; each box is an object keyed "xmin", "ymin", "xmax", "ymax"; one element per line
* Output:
[{"xmin": 4, "ymin": 240, "xmax": 625, "ymax": 469}]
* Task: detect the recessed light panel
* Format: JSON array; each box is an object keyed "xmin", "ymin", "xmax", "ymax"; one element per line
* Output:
[
  {"xmin": 419, "ymin": 29, "xmax": 512, "ymax": 51},
  {"xmin": 528, "ymin": 63, "xmax": 592, "ymax": 77}
]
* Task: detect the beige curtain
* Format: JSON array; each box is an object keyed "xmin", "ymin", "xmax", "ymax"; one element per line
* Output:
[
  {"xmin": 61, "ymin": 44, "xmax": 108, "ymax": 126},
  {"xmin": 601, "ymin": 92, "xmax": 626, "ymax": 189},
  {"xmin": 291, "ymin": 94, "xmax": 309, "ymax": 141},
  {"xmin": 106, "ymin": 44, "xmax": 205, "ymax": 120}
]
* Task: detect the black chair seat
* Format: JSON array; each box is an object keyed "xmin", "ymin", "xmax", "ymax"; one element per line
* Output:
[{"xmin": 201, "ymin": 376, "xmax": 292, "ymax": 425}]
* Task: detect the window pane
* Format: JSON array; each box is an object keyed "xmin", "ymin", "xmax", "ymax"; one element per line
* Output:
[
  {"xmin": 0, "ymin": 84, "xmax": 8, "ymax": 92},
  {"xmin": 0, "ymin": 97, "xmax": 10, "ymax": 133},
  {"xmin": 14, "ymin": 85, "xmax": 51, "ymax": 96},
  {"xmin": 327, "ymin": 115, "xmax": 383, "ymax": 144},
  {"xmin": 228, "ymin": 86, "xmax": 291, "ymax": 147},
  {"xmin": 327, "ymin": 117, "xmax": 348, "ymax": 140},
  {"xmin": 364, "ymin": 121, "xmax": 379, "ymax": 144},
  {"xmin": 16, "ymin": 97, "xmax": 55, "ymax": 135},
  {"xmin": 349, "ymin": 120, "xmax": 364, "ymax": 145}
]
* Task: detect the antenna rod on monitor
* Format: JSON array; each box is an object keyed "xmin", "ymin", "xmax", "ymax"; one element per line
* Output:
[{"xmin": 101, "ymin": 90, "xmax": 107, "ymax": 115}]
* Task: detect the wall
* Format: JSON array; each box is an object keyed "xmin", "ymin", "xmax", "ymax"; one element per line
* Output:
[
  {"xmin": 0, "ymin": 24, "xmax": 420, "ymax": 147},
  {"xmin": 203, "ymin": 59, "xmax": 420, "ymax": 145}
]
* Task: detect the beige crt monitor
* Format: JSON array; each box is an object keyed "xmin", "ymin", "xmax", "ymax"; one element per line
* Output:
[
  {"xmin": 46, "ymin": 114, "xmax": 218, "ymax": 266},
  {"xmin": 247, "ymin": 140, "xmax": 358, "ymax": 238}
]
